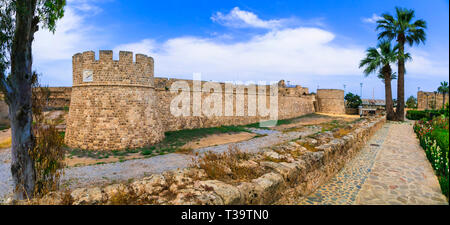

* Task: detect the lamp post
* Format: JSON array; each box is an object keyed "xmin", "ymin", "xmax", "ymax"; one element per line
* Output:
[{"xmin": 360, "ymin": 83, "xmax": 363, "ymax": 98}]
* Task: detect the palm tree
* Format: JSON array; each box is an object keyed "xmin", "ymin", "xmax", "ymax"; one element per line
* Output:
[
  {"xmin": 359, "ymin": 40, "xmax": 406, "ymax": 120},
  {"xmin": 376, "ymin": 7, "xmax": 427, "ymax": 121},
  {"xmin": 438, "ymin": 81, "xmax": 449, "ymax": 108}
]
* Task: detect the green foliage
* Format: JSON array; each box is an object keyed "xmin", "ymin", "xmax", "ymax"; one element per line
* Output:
[
  {"xmin": 406, "ymin": 109, "xmax": 448, "ymax": 121},
  {"xmin": 406, "ymin": 96, "xmax": 417, "ymax": 108},
  {"xmin": 359, "ymin": 40, "xmax": 399, "ymax": 79},
  {"xmin": 414, "ymin": 117, "xmax": 449, "ymax": 198},
  {"xmin": 431, "ymin": 129, "xmax": 449, "ymax": 153},
  {"xmin": 438, "ymin": 81, "xmax": 449, "ymax": 96},
  {"xmin": 377, "ymin": 7, "xmax": 427, "ymax": 47},
  {"xmin": 344, "ymin": 92, "xmax": 362, "ymax": 108}
]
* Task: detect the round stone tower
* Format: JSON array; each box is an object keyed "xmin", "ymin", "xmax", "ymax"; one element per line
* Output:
[
  {"xmin": 65, "ymin": 50, "xmax": 164, "ymax": 150},
  {"xmin": 316, "ymin": 89, "xmax": 345, "ymax": 114}
]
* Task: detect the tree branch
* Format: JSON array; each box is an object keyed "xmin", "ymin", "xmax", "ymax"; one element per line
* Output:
[{"xmin": 0, "ymin": 75, "xmax": 13, "ymax": 103}]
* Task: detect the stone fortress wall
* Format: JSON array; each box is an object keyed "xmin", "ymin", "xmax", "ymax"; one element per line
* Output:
[
  {"xmin": 316, "ymin": 89, "xmax": 345, "ymax": 114},
  {"xmin": 417, "ymin": 91, "xmax": 449, "ymax": 110},
  {"xmin": 0, "ymin": 87, "xmax": 72, "ymax": 126},
  {"xmin": 152, "ymin": 77, "xmax": 316, "ymax": 132}
]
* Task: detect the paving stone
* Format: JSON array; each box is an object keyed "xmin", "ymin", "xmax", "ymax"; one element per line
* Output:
[{"xmin": 298, "ymin": 121, "xmax": 448, "ymax": 205}]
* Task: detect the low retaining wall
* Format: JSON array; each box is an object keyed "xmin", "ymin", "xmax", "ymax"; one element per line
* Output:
[{"xmin": 24, "ymin": 116, "xmax": 385, "ymax": 205}]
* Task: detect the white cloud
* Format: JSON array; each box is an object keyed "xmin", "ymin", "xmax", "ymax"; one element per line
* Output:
[
  {"xmin": 33, "ymin": 5, "xmax": 448, "ymax": 89},
  {"xmin": 362, "ymin": 13, "xmax": 383, "ymax": 24},
  {"xmin": 406, "ymin": 49, "xmax": 449, "ymax": 78},
  {"xmin": 115, "ymin": 8, "xmax": 449, "ymax": 84},
  {"xmin": 33, "ymin": 0, "xmax": 105, "ymax": 85},
  {"xmin": 211, "ymin": 7, "xmax": 288, "ymax": 29},
  {"xmin": 115, "ymin": 27, "xmax": 366, "ymax": 81}
]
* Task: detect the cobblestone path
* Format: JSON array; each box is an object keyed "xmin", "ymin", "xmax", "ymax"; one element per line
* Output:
[{"xmin": 298, "ymin": 121, "xmax": 448, "ymax": 205}]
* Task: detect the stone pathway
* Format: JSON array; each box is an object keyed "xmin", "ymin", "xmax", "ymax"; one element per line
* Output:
[{"xmin": 298, "ymin": 121, "xmax": 448, "ymax": 205}]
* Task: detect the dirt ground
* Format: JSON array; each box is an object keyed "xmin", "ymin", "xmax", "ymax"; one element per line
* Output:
[
  {"xmin": 181, "ymin": 132, "xmax": 257, "ymax": 149},
  {"xmin": 64, "ymin": 153, "xmax": 143, "ymax": 167},
  {"xmin": 274, "ymin": 113, "xmax": 359, "ymax": 131}
]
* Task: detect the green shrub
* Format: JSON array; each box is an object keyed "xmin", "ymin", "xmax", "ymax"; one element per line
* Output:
[
  {"xmin": 344, "ymin": 92, "xmax": 362, "ymax": 109},
  {"xmin": 439, "ymin": 175, "xmax": 449, "ymax": 198},
  {"xmin": 406, "ymin": 110, "xmax": 444, "ymax": 121},
  {"xmin": 406, "ymin": 96, "xmax": 417, "ymax": 108},
  {"xmin": 31, "ymin": 72, "xmax": 65, "ymax": 197},
  {"xmin": 414, "ymin": 117, "xmax": 449, "ymax": 199}
]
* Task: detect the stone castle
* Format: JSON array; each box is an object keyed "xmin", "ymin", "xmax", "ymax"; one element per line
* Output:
[{"xmin": 0, "ymin": 50, "xmax": 347, "ymax": 151}]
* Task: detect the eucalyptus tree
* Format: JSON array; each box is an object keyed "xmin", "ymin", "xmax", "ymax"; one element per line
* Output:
[
  {"xmin": 0, "ymin": 0, "xmax": 66, "ymax": 199},
  {"xmin": 376, "ymin": 7, "xmax": 427, "ymax": 121}
]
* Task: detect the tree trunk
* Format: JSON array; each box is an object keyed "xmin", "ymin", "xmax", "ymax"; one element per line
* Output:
[
  {"xmin": 8, "ymin": 0, "xmax": 37, "ymax": 200},
  {"xmin": 383, "ymin": 68, "xmax": 395, "ymax": 120},
  {"xmin": 396, "ymin": 38, "xmax": 406, "ymax": 121}
]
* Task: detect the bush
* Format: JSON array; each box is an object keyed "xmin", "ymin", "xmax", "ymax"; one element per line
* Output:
[
  {"xmin": 30, "ymin": 72, "xmax": 66, "ymax": 197},
  {"xmin": 431, "ymin": 129, "xmax": 449, "ymax": 153},
  {"xmin": 414, "ymin": 117, "xmax": 449, "ymax": 198},
  {"xmin": 406, "ymin": 109, "xmax": 445, "ymax": 121},
  {"xmin": 344, "ymin": 92, "xmax": 362, "ymax": 109},
  {"xmin": 406, "ymin": 96, "xmax": 417, "ymax": 108}
]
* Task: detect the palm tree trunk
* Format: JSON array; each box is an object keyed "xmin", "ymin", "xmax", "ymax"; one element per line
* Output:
[
  {"xmin": 384, "ymin": 72, "xmax": 395, "ymax": 120},
  {"xmin": 8, "ymin": 0, "xmax": 37, "ymax": 200},
  {"xmin": 396, "ymin": 40, "xmax": 406, "ymax": 121}
]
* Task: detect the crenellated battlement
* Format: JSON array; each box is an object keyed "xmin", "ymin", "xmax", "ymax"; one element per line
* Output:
[
  {"xmin": 72, "ymin": 50, "xmax": 155, "ymax": 87},
  {"xmin": 65, "ymin": 50, "xmax": 333, "ymax": 151}
]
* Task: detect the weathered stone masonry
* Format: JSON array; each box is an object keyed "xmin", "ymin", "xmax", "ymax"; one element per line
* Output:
[
  {"xmin": 65, "ymin": 51, "xmax": 164, "ymax": 150},
  {"xmin": 59, "ymin": 50, "xmax": 344, "ymax": 150},
  {"xmin": 417, "ymin": 91, "xmax": 449, "ymax": 110},
  {"xmin": 316, "ymin": 89, "xmax": 345, "ymax": 114}
]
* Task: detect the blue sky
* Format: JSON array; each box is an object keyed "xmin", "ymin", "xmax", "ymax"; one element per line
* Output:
[{"xmin": 33, "ymin": 0, "xmax": 449, "ymax": 100}]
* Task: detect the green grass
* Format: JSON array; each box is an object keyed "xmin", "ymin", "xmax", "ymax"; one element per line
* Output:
[
  {"xmin": 431, "ymin": 129, "xmax": 449, "ymax": 153},
  {"xmin": 438, "ymin": 175, "xmax": 449, "ymax": 198}
]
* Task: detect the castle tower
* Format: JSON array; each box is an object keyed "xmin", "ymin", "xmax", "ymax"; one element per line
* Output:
[
  {"xmin": 65, "ymin": 50, "xmax": 164, "ymax": 150},
  {"xmin": 316, "ymin": 89, "xmax": 345, "ymax": 114}
]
